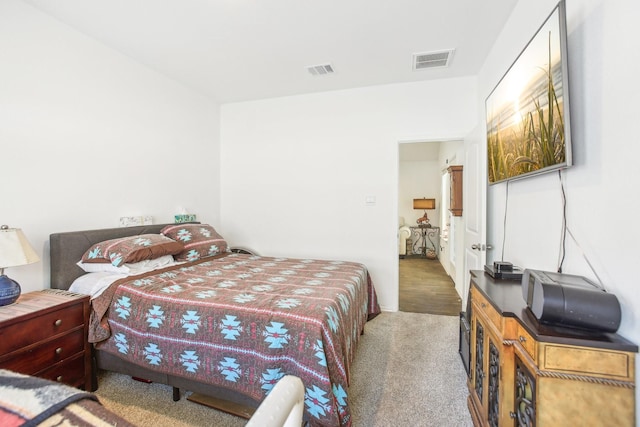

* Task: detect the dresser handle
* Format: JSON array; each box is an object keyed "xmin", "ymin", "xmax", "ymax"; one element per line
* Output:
[
  {"xmin": 56, "ymin": 376, "xmax": 63, "ymax": 382},
  {"xmin": 55, "ymin": 347, "xmax": 63, "ymax": 355},
  {"xmin": 481, "ymin": 303, "xmax": 487, "ymax": 308},
  {"xmin": 510, "ymin": 411, "xmax": 517, "ymax": 419},
  {"xmin": 54, "ymin": 319, "xmax": 62, "ymax": 327},
  {"xmin": 519, "ymin": 335, "xmax": 526, "ymax": 343}
]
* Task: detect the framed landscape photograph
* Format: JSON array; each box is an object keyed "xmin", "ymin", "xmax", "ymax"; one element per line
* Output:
[{"xmin": 486, "ymin": 1, "xmax": 572, "ymax": 185}]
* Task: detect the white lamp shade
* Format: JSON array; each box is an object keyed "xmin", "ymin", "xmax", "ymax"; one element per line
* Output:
[{"xmin": 0, "ymin": 227, "xmax": 40, "ymax": 269}]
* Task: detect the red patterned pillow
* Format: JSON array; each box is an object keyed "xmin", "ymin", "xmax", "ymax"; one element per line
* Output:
[
  {"xmin": 161, "ymin": 224, "xmax": 228, "ymax": 262},
  {"xmin": 81, "ymin": 234, "xmax": 184, "ymax": 267}
]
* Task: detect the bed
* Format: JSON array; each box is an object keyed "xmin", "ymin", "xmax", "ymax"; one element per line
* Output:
[{"xmin": 49, "ymin": 223, "xmax": 380, "ymax": 427}]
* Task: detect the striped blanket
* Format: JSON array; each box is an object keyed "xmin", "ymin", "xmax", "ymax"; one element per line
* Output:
[{"xmin": 0, "ymin": 369, "xmax": 133, "ymax": 427}]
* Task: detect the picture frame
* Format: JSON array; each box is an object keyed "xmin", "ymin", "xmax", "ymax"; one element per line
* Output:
[{"xmin": 486, "ymin": 0, "xmax": 572, "ymax": 185}]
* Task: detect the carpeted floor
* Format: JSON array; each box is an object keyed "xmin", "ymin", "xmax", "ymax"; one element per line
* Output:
[{"xmin": 94, "ymin": 311, "xmax": 473, "ymax": 426}]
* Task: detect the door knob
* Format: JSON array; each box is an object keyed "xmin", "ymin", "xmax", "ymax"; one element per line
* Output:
[{"xmin": 471, "ymin": 243, "xmax": 493, "ymax": 251}]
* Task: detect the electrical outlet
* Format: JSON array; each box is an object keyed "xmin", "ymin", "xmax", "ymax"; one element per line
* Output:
[
  {"xmin": 120, "ymin": 216, "xmax": 154, "ymax": 227},
  {"xmin": 120, "ymin": 216, "xmax": 141, "ymax": 227}
]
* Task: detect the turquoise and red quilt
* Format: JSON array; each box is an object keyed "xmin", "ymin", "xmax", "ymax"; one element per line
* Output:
[{"xmin": 90, "ymin": 253, "xmax": 380, "ymax": 427}]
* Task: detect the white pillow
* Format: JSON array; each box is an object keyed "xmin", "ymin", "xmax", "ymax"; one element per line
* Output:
[
  {"xmin": 69, "ymin": 272, "xmax": 126, "ymax": 298},
  {"xmin": 77, "ymin": 254, "xmax": 176, "ymax": 274}
]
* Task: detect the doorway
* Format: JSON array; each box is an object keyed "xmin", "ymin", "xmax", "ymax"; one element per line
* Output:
[{"xmin": 398, "ymin": 140, "xmax": 463, "ymax": 315}]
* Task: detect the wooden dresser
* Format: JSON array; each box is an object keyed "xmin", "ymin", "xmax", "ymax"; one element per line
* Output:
[
  {"xmin": 0, "ymin": 289, "xmax": 91, "ymax": 390},
  {"xmin": 467, "ymin": 271, "xmax": 637, "ymax": 426}
]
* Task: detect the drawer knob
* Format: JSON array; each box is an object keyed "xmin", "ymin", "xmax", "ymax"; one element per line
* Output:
[
  {"xmin": 481, "ymin": 303, "xmax": 487, "ymax": 308},
  {"xmin": 519, "ymin": 335, "xmax": 527, "ymax": 343},
  {"xmin": 54, "ymin": 319, "xmax": 63, "ymax": 327},
  {"xmin": 56, "ymin": 375, "xmax": 63, "ymax": 382},
  {"xmin": 55, "ymin": 347, "xmax": 63, "ymax": 355}
]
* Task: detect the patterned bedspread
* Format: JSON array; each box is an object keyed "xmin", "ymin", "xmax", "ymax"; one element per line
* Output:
[{"xmin": 90, "ymin": 253, "xmax": 380, "ymax": 426}]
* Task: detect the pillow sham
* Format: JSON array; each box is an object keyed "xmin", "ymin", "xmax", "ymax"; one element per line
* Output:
[
  {"xmin": 161, "ymin": 224, "xmax": 228, "ymax": 262},
  {"xmin": 80, "ymin": 234, "xmax": 184, "ymax": 267}
]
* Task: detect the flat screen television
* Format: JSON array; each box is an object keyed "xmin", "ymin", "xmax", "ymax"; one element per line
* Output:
[{"xmin": 486, "ymin": 0, "xmax": 572, "ymax": 185}]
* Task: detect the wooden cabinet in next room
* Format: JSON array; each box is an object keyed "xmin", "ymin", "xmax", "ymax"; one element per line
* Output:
[{"xmin": 448, "ymin": 165, "xmax": 463, "ymax": 216}]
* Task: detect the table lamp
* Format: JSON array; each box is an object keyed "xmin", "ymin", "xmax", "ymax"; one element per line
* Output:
[
  {"xmin": 413, "ymin": 198, "xmax": 436, "ymax": 227},
  {"xmin": 0, "ymin": 225, "xmax": 40, "ymax": 306}
]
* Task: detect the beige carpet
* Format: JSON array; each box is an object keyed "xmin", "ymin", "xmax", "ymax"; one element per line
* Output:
[{"xmin": 95, "ymin": 311, "xmax": 473, "ymax": 426}]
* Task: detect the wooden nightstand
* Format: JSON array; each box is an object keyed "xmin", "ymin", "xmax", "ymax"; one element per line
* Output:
[{"xmin": 0, "ymin": 289, "xmax": 91, "ymax": 390}]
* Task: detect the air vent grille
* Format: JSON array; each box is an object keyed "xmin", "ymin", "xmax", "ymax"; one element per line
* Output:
[
  {"xmin": 413, "ymin": 49, "xmax": 455, "ymax": 70},
  {"xmin": 306, "ymin": 63, "xmax": 334, "ymax": 76}
]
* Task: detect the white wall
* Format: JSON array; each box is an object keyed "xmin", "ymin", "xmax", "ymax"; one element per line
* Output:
[
  {"xmin": 481, "ymin": 0, "xmax": 640, "ymax": 421},
  {"xmin": 0, "ymin": 0, "xmax": 221, "ymax": 292},
  {"xmin": 220, "ymin": 78, "xmax": 477, "ymax": 311},
  {"xmin": 398, "ymin": 158, "xmax": 441, "ymax": 229}
]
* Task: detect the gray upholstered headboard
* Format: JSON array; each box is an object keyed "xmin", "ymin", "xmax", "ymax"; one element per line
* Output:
[{"xmin": 49, "ymin": 223, "xmax": 181, "ymax": 290}]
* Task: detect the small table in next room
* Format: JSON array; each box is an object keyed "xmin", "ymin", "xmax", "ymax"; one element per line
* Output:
[{"xmin": 409, "ymin": 225, "xmax": 440, "ymax": 259}]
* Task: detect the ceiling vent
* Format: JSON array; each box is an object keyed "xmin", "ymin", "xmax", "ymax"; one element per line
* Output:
[
  {"xmin": 412, "ymin": 49, "xmax": 455, "ymax": 71},
  {"xmin": 306, "ymin": 63, "xmax": 334, "ymax": 76}
]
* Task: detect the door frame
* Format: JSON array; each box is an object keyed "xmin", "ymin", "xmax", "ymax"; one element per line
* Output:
[
  {"xmin": 461, "ymin": 124, "xmax": 488, "ymax": 309},
  {"xmin": 396, "ymin": 136, "xmax": 472, "ymax": 310}
]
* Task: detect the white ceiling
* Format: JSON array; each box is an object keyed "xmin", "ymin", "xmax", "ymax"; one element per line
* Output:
[{"xmin": 23, "ymin": 0, "xmax": 518, "ymax": 104}]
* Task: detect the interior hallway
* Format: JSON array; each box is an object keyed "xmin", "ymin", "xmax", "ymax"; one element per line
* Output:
[{"xmin": 399, "ymin": 257, "xmax": 461, "ymax": 316}]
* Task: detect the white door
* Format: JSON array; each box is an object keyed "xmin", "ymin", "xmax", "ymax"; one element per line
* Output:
[
  {"xmin": 462, "ymin": 124, "xmax": 487, "ymax": 308},
  {"xmin": 439, "ymin": 171, "xmax": 452, "ymax": 276}
]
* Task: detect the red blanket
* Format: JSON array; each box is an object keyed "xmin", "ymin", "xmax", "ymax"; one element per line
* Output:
[{"xmin": 91, "ymin": 253, "xmax": 380, "ymax": 426}]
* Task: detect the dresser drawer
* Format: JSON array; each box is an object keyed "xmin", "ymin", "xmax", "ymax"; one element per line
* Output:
[
  {"xmin": 35, "ymin": 353, "xmax": 86, "ymax": 388},
  {"xmin": 471, "ymin": 287, "xmax": 503, "ymax": 334},
  {"xmin": 0, "ymin": 302, "xmax": 84, "ymax": 355},
  {"xmin": 516, "ymin": 324, "xmax": 537, "ymax": 363},
  {"xmin": 0, "ymin": 329, "xmax": 85, "ymax": 374},
  {"xmin": 541, "ymin": 344, "xmax": 634, "ymax": 380}
]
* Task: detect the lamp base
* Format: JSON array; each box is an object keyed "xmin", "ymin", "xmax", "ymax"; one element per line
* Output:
[
  {"xmin": 0, "ymin": 275, "xmax": 21, "ymax": 306},
  {"xmin": 416, "ymin": 211, "xmax": 432, "ymax": 226}
]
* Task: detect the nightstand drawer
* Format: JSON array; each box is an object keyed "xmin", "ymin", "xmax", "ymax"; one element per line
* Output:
[
  {"xmin": 0, "ymin": 303, "xmax": 84, "ymax": 355},
  {"xmin": 0, "ymin": 329, "xmax": 84, "ymax": 374},
  {"xmin": 35, "ymin": 352, "xmax": 86, "ymax": 388}
]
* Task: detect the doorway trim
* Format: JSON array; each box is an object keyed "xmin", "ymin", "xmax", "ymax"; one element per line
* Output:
[{"xmin": 395, "ymin": 136, "xmax": 467, "ymax": 312}]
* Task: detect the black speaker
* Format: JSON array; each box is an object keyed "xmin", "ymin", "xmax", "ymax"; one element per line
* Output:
[
  {"xmin": 458, "ymin": 312, "xmax": 471, "ymax": 377},
  {"xmin": 458, "ymin": 292, "xmax": 472, "ymax": 377},
  {"xmin": 522, "ymin": 269, "xmax": 622, "ymax": 333}
]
